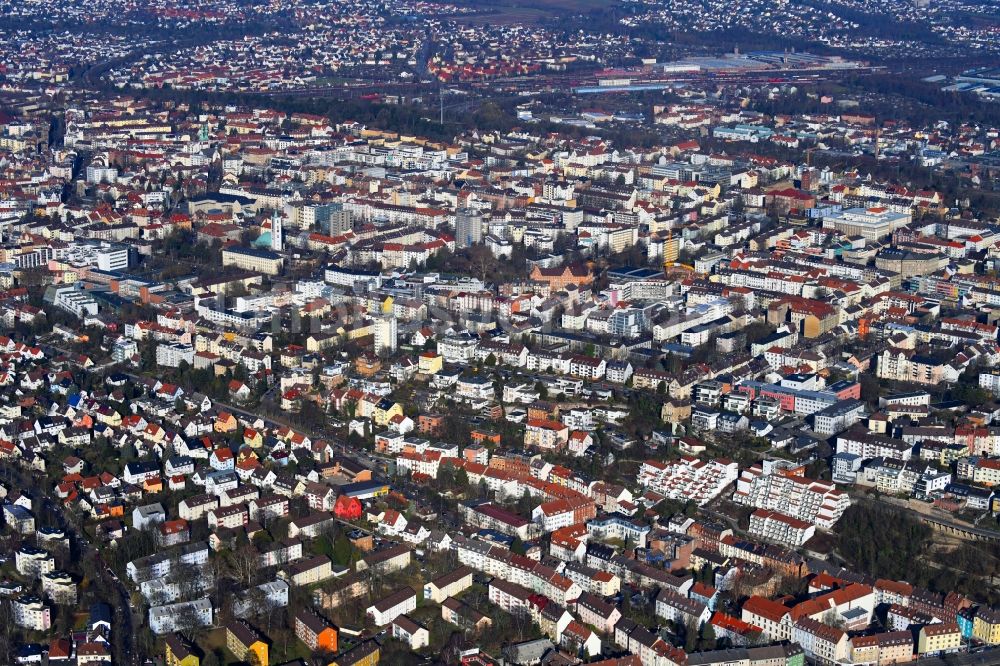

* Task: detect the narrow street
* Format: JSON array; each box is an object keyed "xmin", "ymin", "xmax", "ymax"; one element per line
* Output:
[{"xmin": 4, "ymin": 464, "xmax": 139, "ymax": 666}]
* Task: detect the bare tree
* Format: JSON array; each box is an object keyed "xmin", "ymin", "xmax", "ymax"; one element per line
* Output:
[
  {"xmin": 175, "ymin": 601, "xmax": 208, "ymax": 638},
  {"xmin": 0, "ymin": 601, "xmax": 15, "ymax": 664},
  {"xmin": 228, "ymin": 539, "xmax": 260, "ymax": 588},
  {"xmin": 511, "ymin": 607, "xmax": 531, "ymax": 642},
  {"xmin": 173, "ymin": 561, "xmax": 208, "ymax": 600}
]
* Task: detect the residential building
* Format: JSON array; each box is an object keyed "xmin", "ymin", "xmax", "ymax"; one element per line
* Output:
[
  {"xmin": 164, "ymin": 634, "xmax": 201, "ymax": 666},
  {"xmin": 149, "ymin": 598, "xmax": 213, "ymax": 635},
  {"xmin": 294, "ymin": 608, "xmax": 338, "ymax": 653},
  {"xmin": 367, "ymin": 587, "xmax": 418, "ymax": 626},
  {"xmin": 423, "ymin": 566, "xmax": 474, "ymax": 603},
  {"xmin": 391, "ymin": 614, "xmax": 430, "ymax": 650},
  {"xmin": 12, "ymin": 595, "xmax": 51, "ymax": 631},
  {"xmin": 792, "ymin": 616, "xmax": 849, "ymax": 664},
  {"xmin": 225, "ymin": 620, "xmax": 269, "ymax": 666}
]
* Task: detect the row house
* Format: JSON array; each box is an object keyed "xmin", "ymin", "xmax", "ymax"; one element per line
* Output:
[
  {"xmin": 559, "ymin": 560, "xmax": 620, "ymax": 597},
  {"xmin": 654, "ymin": 587, "xmax": 710, "ymax": 628},
  {"xmin": 453, "ymin": 535, "xmax": 581, "ymax": 604},
  {"xmin": 793, "ymin": 616, "xmax": 849, "ymax": 665},
  {"xmin": 488, "ymin": 579, "xmax": 534, "ymax": 615},
  {"xmin": 614, "ymin": 618, "xmax": 688, "ymax": 666},
  {"xmin": 850, "ymin": 631, "xmax": 914, "ymax": 666},
  {"xmin": 288, "ymin": 555, "xmax": 334, "ymax": 586},
  {"xmin": 423, "ymin": 566, "xmax": 474, "ymax": 604},
  {"xmin": 127, "ymin": 542, "xmax": 209, "ymax": 583},
  {"xmin": 573, "ymin": 592, "xmax": 621, "ymax": 634},
  {"xmin": 221, "ymin": 485, "xmax": 260, "ymax": 508}
]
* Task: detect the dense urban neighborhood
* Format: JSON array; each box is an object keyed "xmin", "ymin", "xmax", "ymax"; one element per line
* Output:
[{"xmin": 4, "ymin": 1, "xmax": 1000, "ymax": 666}]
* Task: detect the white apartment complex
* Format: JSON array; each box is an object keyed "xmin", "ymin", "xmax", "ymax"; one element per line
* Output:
[
  {"xmin": 637, "ymin": 456, "xmax": 739, "ymax": 506},
  {"xmin": 748, "ymin": 508, "xmax": 816, "ymax": 546},
  {"xmin": 733, "ymin": 461, "xmax": 850, "ymax": 529}
]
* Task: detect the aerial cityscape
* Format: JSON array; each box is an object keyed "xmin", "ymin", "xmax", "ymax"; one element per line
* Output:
[{"xmin": 2, "ymin": 1, "xmax": 1000, "ymax": 665}]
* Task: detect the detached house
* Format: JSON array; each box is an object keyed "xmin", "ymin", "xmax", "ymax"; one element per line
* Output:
[{"xmin": 209, "ymin": 447, "xmax": 235, "ymax": 471}]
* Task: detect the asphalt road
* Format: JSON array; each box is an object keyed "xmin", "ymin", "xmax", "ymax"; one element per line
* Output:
[{"xmin": 36, "ymin": 485, "xmax": 138, "ymax": 666}]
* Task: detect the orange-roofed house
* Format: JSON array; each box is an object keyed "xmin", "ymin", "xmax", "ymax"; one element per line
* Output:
[
  {"xmin": 243, "ymin": 428, "xmax": 263, "ymax": 448},
  {"xmin": 560, "ymin": 620, "xmax": 601, "ymax": 657},
  {"xmin": 210, "ymin": 447, "xmax": 235, "ymax": 471},
  {"xmin": 144, "ymin": 476, "xmax": 164, "ymax": 494},
  {"xmin": 214, "ymin": 411, "xmax": 238, "ymax": 433},
  {"xmin": 524, "ymin": 419, "xmax": 569, "ymax": 450}
]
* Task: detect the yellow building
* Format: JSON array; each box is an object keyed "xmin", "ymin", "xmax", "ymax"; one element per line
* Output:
[
  {"xmin": 329, "ymin": 639, "xmax": 380, "ymax": 666},
  {"xmin": 96, "ymin": 408, "xmax": 122, "ymax": 427},
  {"xmin": 849, "ymin": 641, "xmax": 878, "ymax": 666},
  {"xmin": 164, "ymin": 634, "xmax": 199, "ymax": 666},
  {"xmin": 221, "ymin": 246, "xmax": 284, "ymax": 276},
  {"xmin": 917, "ymin": 623, "xmax": 961, "ymax": 656},
  {"xmin": 226, "ymin": 620, "xmax": 269, "ymax": 666},
  {"xmin": 214, "ymin": 411, "xmax": 239, "ymax": 433},
  {"xmin": 662, "ymin": 235, "xmax": 680, "ymax": 264},
  {"xmin": 340, "ymin": 320, "xmax": 373, "ymax": 341},
  {"xmin": 418, "ymin": 352, "xmax": 443, "ymax": 375},
  {"xmin": 973, "ymin": 608, "xmax": 1000, "ymax": 645},
  {"xmin": 306, "ymin": 333, "xmax": 340, "ymax": 353},
  {"xmin": 243, "ymin": 428, "xmax": 263, "ymax": 448},
  {"xmin": 374, "ymin": 399, "xmax": 403, "ymax": 427},
  {"xmin": 660, "ymin": 399, "xmax": 691, "ymax": 425}
]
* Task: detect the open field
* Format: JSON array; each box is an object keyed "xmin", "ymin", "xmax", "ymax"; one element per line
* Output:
[{"xmin": 449, "ymin": 0, "xmax": 616, "ymax": 24}]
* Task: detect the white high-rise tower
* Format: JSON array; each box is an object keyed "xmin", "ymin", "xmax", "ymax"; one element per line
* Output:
[
  {"xmin": 374, "ymin": 315, "xmax": 398, "ymax": 356},
  {"xmin": 270, "ymin": 210, "xmax": 284, "ymax": 252}
]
